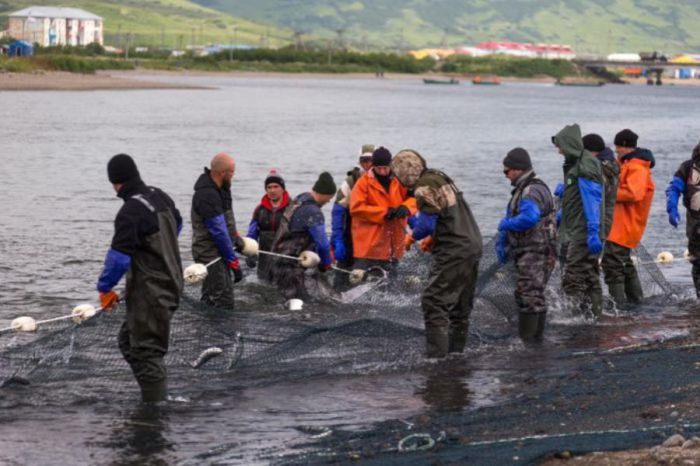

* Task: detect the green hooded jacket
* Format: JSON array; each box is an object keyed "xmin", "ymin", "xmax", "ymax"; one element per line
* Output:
[{"xmin": 554, "ymin": 124, "xmax": 605, "ymax": 244}]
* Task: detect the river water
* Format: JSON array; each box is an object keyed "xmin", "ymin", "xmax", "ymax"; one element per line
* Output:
[{"xmin": 1, "ymin": 75, "xmax": 699, "ymax": 464}]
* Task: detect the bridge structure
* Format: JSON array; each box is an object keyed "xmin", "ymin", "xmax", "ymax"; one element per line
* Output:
[{"xmin": 573, "ymin": 58, "xmax": 700, "ymax": 84}]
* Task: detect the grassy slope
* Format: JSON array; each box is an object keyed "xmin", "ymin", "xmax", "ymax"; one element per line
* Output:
[
  {"xmin": 191, "ymin": 0, "xmax": 700, "ymax": 53},
  {"xmin": 0, "ymin": 0, "xmax": 292, "ymax": 47}
]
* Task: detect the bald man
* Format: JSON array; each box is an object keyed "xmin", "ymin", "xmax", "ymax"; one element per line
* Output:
[{"xmin": 192, "ymin": 153, "xmax": 245, "ymax": 309}]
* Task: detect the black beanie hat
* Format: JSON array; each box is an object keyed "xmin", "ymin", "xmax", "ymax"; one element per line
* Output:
[
  {"xmin": 107, "ymin": 153, "xmax": 140, "ymax": 184},
  {"xmin": 614, "ymin": 129, "xmax": 638, "ymax": 148},
  {"xmin": 582, "ymin": 133, "xmax": 606, "ymax": 152},
  {"xmin": 313, "ymin": 171, "xmax": 337, "ymax": 195},
  {"xmin": 503, "ymin": 147, "xmax": 532, "ymax": 170},
  {"xmin": 372, "ymin": 146, "xmax": 392, "ymax": 167},
  {"xmin": 264, "ymin": 169, "xmax": 285, "ymax": 190}
]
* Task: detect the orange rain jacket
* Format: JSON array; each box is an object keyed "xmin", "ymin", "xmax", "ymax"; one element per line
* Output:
[
  {"xmin": 349, "ymin": 170, "xmax": 417, "ymax": 261},
  {"xmin": 607, "ymin": 149, "xmax": 655, "ymax": 249}
]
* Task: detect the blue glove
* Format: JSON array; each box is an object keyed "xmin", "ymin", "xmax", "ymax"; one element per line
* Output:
[
  {"xmin": 668, "ymin": 209, "xmax": 681, "ymax": 228},
  {"xmin": 496, "ymin": 231, "xmax": 508, "ymax": 264},
  {"xmin": 579, "ymin": 178, "xmax": 603, "ymax": 255},
  {"xmin": 587, "ymin": 225, "xmax": 603, "ymax": 255},
  {"xmin": 497, "ymin": 200, "xmax": 540, "ymax": 233},
  {"xmin": 334, "ymin": 239, "xmax": 346, "ymax": 262},
  {"xmin": 666, "ymin": 176, "xmax": 685, "ymax": 228},
  {"xmin": 412, "ymin": 212, "xmax": 438, "ymax": 240},
  {"xmin": 554, "ymin": 183, "xmax": 565, "ymax": 199}
]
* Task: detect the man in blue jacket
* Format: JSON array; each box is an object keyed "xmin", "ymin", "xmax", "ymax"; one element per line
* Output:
[
  {"xmin": 666, "ymin": 142, "xmax": 700, "ymax": 297},
  {"xmin": 97, "ymin": 154, "xmax": 183, "ymax": 402},
  {"xmin": 496, "ymin": 148, "xmax": 557, "ymax": 341},
  {"xmin": 191, "ymin": 153, "xmax": 245, "ymax": 310},
  {"xmin": 270, "ymin": 172, "xmax": 336, "ymax": 302}
]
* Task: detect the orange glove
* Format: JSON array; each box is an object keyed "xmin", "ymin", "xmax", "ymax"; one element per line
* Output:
[
  {"xmin": 99, "ymin": 291, "xmax": 119, "ymax": 311},
  {"xmin": 420, "ymin": 236, "xmax": 435, "ymax": 253},
  {"xmin": 405, "ymin": 235, "xmax": 416, "ymax": 251}
]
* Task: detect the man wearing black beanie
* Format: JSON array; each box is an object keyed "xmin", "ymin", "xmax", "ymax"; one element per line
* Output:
[
  {"xmin": 602, "ymin": 129, "xmax": 655, "ymax": 308},
  {"xmin": 269, "ymin": 171, "xmax": 336, "ymax": 307},
  {"xmin": 246, "ymin": 169, "xmax": 290, "ymax": 280},
  {"xmin": 583, "ymin": 134, "xmax": 619, "ymax": 240},
  {"xmin": 349, "ymin": 146, "xmax": 417, "ymax": 278},
  {"xmin": 97, "ymin": 153, "xmax": 183, "ymax": 402},
  {"xmin": 496, "ymin": 147, "xmax": 556, "ymax": 342}
]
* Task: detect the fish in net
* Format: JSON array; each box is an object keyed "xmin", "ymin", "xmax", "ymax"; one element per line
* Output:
[{"xmin": 0, "ymin": 239, "xmax": 677, "ymax": 398}]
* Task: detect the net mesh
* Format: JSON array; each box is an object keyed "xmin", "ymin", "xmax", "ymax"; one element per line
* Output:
[{"xmin": 0, "ymin": 239, "xmax": 678, "ymax": 397}]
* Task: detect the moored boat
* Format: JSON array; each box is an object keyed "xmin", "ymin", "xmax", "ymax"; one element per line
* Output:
[{"xmin": 423, "ymin": 78, "xmax": 460, "ymax": 85}]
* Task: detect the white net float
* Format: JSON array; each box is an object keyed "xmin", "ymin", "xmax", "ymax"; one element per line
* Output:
[
  {"xmin": 656, "ymin": 251, "xmax": 674, "ymax": 264},
  {"xmin": 286, "ymin": 298, "xmax": 304, "ymax": 311},
  {"xmin": 349, "ymin": 269, "xmax": 365, "ymax": 285},
  {"xmin": 298, "ymin": 251, "xmax": 321, "ymax": 268},
  {"xmin": 184, "ymin": 263, "xmax": 208, "ymax": 284},
  {"xmin": 71, "ymin": 304, "xmax": 97, "ymax": 324},
  {"xmin": 11, "ymin": 316, "xmax": 37, "ymax": 332},
  {"xmin": 241, "ymin": 237, "xmax": 259, "ymax": 257}
]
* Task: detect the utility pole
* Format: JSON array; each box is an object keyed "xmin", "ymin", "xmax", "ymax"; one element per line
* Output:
[
  {"xmin": 191, "ymin": 27, "xmax": 195, "ymax": 47},
  {"xmin": 161, "ymin": 26, "xmax": 165, "ymax": 48},
  {"xmin": 232, "ymin": 24, "xmax": 238, "ymax": 47}
]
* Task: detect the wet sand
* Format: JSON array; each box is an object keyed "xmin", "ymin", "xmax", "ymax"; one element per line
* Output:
[{"xmin": 0, "ymin": 70, "xmax": 211, "ymax": 91}]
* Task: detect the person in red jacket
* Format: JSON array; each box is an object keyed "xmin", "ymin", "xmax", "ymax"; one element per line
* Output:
[
  {"xmin": 602, "ymin": 129, "xmax": 655, "ymax": 308},
  {"xmin": 349, "ymin": 147, "xmax": 417, "ymax": 278},
  {"xmin": 246, "ymin": 169, "xmax": 290, "ymax": 280}
]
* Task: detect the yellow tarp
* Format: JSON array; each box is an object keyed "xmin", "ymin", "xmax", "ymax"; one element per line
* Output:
[{"xmin": 670, "ymin": 55, "xmax": 700, "ymax": 64}]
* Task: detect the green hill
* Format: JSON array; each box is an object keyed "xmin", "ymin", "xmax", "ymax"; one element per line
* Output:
[
  {"xmin": 0, "ymin": 0, "xmax": 293, "ymax": 48},
  {"xmin": 190, "ymin": 0, "xmax": 700, "ymax": 54}
]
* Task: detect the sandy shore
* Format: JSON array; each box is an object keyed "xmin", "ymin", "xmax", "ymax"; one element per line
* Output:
[
  {"xmin": 0, "ymin": 70, "xmax": 211, "ymax": 91},
  {"xmin": 2, "ymin": 69, "xmax": 697, "ymax": 90}
]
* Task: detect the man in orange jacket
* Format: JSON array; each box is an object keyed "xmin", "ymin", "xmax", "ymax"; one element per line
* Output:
[
  {"xmin": 602, "ymin": 129, "xmax": 655, "ymax": 308},
  {"xmin": 349, "ymin": 146, "xmax": 417, "ymax": 277}
]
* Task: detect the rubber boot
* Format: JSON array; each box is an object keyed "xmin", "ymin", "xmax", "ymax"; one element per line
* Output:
[
  {"xmin": 607, "ymin": 282, "xmax": 627, "ymax": 309},
  {"xmin": 624, "ymin": 272, "xmax": 643, "ymax": 305},
  {"xmin": 518, "ymin": 312, "xmax": 540, "ymax": 342},
  {"xmin": 590, "ymin": 292, "xmax": 603, "ymax": 319},
  {"xmin": 140, "ymin": 380, "xmax": 167, "ymax": 403},
  {"xmin": 692, "ymin": 263, "xmax": 700, "ymax": 298},
  {"xmin": 448, "ymin": 327, "xmax": 467, "ymax": 354},
  {"xmin": 534, "ymin": 312, "xmax": 547, "ymax": 341},
  {"xmin": 425, "ymin": 327, "xmax": 449, "ymax": 359}
]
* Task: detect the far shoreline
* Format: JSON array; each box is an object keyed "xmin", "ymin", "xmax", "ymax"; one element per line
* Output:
[{"xmin": 1, "ymin": 69, "xmax": 700, "ymax": 91}]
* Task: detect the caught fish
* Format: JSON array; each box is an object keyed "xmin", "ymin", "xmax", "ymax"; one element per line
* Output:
[{"xmin": 190, "ymin": 346, "xmax": 223, "ymax": 368}]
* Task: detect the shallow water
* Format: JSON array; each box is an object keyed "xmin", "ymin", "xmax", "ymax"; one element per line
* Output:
[{"xmin": 1, "ymin": 75, "xmax": 700, "ymax": 464}]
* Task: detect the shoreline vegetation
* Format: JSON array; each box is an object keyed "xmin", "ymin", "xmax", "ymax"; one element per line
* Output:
[{"xmin": 0, "ymin": 44, "xmax": 599, "ymax": 90}]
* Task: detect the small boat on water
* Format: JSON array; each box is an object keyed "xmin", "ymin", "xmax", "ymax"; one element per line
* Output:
[
  {"xmin": 556, "ymin": 79, "xmax": 605, "ymax": 87},
  {"xmin": 423, "ymin": 78, "xmax": 460, "ymax": 85},
  {"xmin": 472, "ymin": 75, "xmax": 501, "ymax": 85}
]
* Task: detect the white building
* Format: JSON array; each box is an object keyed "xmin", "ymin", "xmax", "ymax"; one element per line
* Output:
[{"xmin": 7, "ymin": 6, "xmax": 103, "ymax": 47}]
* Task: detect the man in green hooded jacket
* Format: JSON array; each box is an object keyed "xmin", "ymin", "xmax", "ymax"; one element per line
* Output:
[{"xmin": 552, "ymin": 124, "xmax": 605, "ymax": 317}]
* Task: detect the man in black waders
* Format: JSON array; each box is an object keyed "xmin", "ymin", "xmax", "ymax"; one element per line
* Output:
[
  {"xmin": 330, "ymin": 144, "xmax": 374, "ymax": 291},
  {"xmin": 245, "ymin": 169, "xmax": 290, "ymax": 281},
  {"xmin": 269, "ymin": 172, "xmax": 336, "ymax": 303},
  {"xmin": 391, "ymin": 150, "xmax": 483, "ymax": 358},
  {"xmin": 495, "ymin": 148, "xmax": 557, "ymax": 342},
  {"xmin": 191, "ymin": 152, "xmax": 245, "ymax": 309},
  {"xmin": 553, "ymin": 124, "xmax": 605, "ymax": 318},
  {"xmin": 97, "ymin": 154, "xmax": 183, "ymax": 403},
  {"xmin": 666, "ymin": 142, "xmax": 700, "ymax": 297}
]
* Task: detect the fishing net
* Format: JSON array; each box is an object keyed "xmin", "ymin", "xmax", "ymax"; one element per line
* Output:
[{"xmin": 0, "ymin": 239, "xmax": 677, "ymax": 398}]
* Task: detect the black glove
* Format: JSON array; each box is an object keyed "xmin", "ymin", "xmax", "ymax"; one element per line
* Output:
[
  {"xmin": 393, "ymin": 205, "xmax": 410, "ymax": 219},
  {"xmin": 246, "ymin": 255, "xmax": 257, "ymax": 268},
  {"xmin": 233, "ymin": 236, "xmax": 246, "ymax": 253},
  {"xmin": 385, "ymin": 207, "xmax": 396, "ymax": 219},
  {"xmin": 317, "ymin": 263, "xmax": 331, "ymax": 273},
  {"xmin": 233, "ymin": 266, "xmax": 244, "ymax": 283}
]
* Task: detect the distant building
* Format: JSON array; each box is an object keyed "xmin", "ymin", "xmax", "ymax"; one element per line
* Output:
[
  {"xmin": 470, "ymin": 42, "xmax": 576, "ymax": 60},
  {"xmin": 7, "ymin": 6, "xmax": 103, "ymax": 47}
]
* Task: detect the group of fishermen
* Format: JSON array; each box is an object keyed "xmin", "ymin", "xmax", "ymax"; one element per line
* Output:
[{"xmin": 94, "ymin": 125, "xmax": 700, "ymax": 402}]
